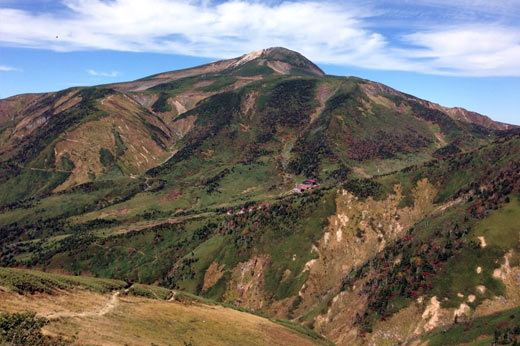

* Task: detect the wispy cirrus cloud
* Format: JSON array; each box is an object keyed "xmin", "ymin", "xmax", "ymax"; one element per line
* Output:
[
  {"xmin": 87, "ymin": 69, "xmax": 119, "ymax": 77},
  {"xmin": 397, "ymin": 0, "xmax": 520, "ymax": 16},
  {"xmin": 0, "ymin": 65, "xmax": 22, "ymax": 72},
  {"xmin": 0, "ymin": 0, "xmax": 519, "ymax": 76},
  {"xmin": 402, "ymin": 26, "xmax": 520, "ymax": 76}
]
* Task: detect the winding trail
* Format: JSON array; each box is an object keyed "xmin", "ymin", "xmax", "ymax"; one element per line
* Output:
[{"xmin": 47, "ymin": 291, "xmax": 120, "ymax": 320}]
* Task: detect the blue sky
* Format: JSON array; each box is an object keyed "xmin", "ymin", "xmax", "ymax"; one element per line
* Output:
[{"xmin": 1, "ymin": 0, "xmax": 519, "ymax": 125}]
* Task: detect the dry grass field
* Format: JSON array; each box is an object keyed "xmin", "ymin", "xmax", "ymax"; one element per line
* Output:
[{"xmin": 0, "ymin": 268, "xmax": 327, "ymax": 345}]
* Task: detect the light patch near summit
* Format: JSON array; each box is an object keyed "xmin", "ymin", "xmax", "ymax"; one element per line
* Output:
[
  {"xmin": 337, "ymin": 213, "xmax": 349, "ymax": 227},
  {"xmin": 229, "ymin": 49, "xmax": 265, "ymax": 68}
]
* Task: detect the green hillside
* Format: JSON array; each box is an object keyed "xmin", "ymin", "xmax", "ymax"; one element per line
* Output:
[{"xmin": 0, "ymin": 47, "xmax": 519, "ymax": 345}]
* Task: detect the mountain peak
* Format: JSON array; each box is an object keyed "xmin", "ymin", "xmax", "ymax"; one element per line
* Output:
[{"xmin": 229, "ymin": 47, "xmax": 325, "ymax": 77}]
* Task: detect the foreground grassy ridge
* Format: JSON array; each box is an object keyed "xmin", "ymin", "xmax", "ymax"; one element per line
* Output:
[
  {"xmin": 0, "ymin": 267, "xmax": 126, "ymax": 294},
  {"xmin": 0, "ymin": 267, "xmax": 333, "ymax": 346},
  {"xmin": 169, "ymin": 290, "xmax": 334, "ymax": 345},
  {"xmin": 10, "ymin": 294, "xmax": 331, "ymax": 346}
]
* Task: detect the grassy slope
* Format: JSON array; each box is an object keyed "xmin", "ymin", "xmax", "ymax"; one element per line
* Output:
[
  {"xmin": 324, "ymin": 135, "xmax": 520, "ymax": 339},
  {"xmin": 430, "ymin": 196, "xmax": 520, "ymax": 308},
  {"xmin": 0, "ymin": 267, "xmax": 332, "ymax": 346},
  {"xmin": 0, "ymin": 267, "xmax": 126, "ymax": 294},
  {"xmin": 418, "ymin": 196, "xmax": 520, "ymax": 345},
  {"xmin": 2, "ymin": 135, "xmax": 518, "ymax": 302},
  {"xmin": 423, "ymin": 306, "xmax": 520, "ymax": 346}
]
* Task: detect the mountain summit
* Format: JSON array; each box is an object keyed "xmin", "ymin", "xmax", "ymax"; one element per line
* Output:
[
  {"xmin": 228, "ymin": 47, "xmax": 325, "ymax": 77},
  {"xmin": 114, "ymin": 47, "xmax": 324, "ymax": 92}
]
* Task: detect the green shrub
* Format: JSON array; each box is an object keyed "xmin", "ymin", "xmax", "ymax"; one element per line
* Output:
[
  {"xmin": 112, "ymin": 128, "xmax": 127, "ymax": 157},
  {"xmin": 99, "ymin": 148, "xmax": 115, "ymax": 167},
  {"xmin": 0, "ymin": 312, "xmax": 48, "ymax": 345},
  {"xmin": 57, "ymin": 154, "xmax": 74, "ymax": 171},
  {"xmin": 342, "ymin": 178, "xmax": 383, "ymax": 199},
  {"xmin": 151, "ymin": 93, "xmax": 172, "ymax": 113}
]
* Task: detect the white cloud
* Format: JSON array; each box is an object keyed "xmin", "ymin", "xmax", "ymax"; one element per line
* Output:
[
  {"xmin": 87, "ymin": 69, "xmax": 119, "ymax": 77},
  {"xmin": 403, "ymin": 26, "xmax": 520, "ymax": 76},
  {"xmin": 401, "ymin": 0, "xmax": 520, "ymax": 15},
  {"xmin": 0, "ymin": 0, "xmax": 519, "ymax": 76},
  {"xmin": 0, "ymin": 65, "xmax": 22, "ymax": 72}
]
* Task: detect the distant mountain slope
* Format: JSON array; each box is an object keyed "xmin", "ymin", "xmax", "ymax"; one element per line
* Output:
[
  {"xmin": 1, "ymin": 47, "xmax": 519, "ymax": 346},
  {"xmin": 360, "ymin": 80, "xmax": 517, "ymax": 131},
  {"xmin": 0, "ymin": 47, "xmax": 514, "ymax": 205}
]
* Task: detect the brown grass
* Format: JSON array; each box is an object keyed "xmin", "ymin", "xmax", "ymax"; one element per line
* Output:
[{"xmin": 0, "ymin": 288, "xmax": 321, "ymax": 345}]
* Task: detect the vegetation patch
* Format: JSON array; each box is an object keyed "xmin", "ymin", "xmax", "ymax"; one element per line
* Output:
[
  {"xmin": 0, "ymin": 267, "xmax": 126, "ymax": 294},
  {"xmin": 57, "ymin": 154, "xmax": 74, "ymax": 171},
  {"xmin": 151, "ymin": 93, "xmax": 172, "ymax": 113},
  {"xmin": 111, "ymin": 128, "xmax": 127, "ymax": 157},
  {"xmin": 230, "ymin": 60, "xmax": 274, "ymax": 77},
  {"xmin": 342, "ymin": 178, "xmax": 383, "ymax": 200},
  {"xmin": 0, "ymin": 312, "xmax": 66, "ymax": 346},
  {"xmin": 148, "ymin": 75, "xmax": 199, "ymax": 92},
  {"xmin": 99, "ymin": 148, "xmax": 115, "ymax": 167},
  {"xmin": 261, "ymin": 79, "xmax": 317, "ymax": 128},
  {"xmin": 196, "ymin": 77, "xmax": 237, "ymax": 92},
  {"xmin": 424, "ymin": 307, "xmax": 520, "ymax": 346}
]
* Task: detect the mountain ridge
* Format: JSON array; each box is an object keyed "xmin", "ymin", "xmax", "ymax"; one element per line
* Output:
[
  {"xmin": 2, "ymin": 47, "xmax": 515, "ymax": 131},
  {"xmin": 0, "ymin": 47, "xmax": 517, "ymax": 197},
  {"xmin": 358, "ymin": 79, "xmax": 517, "ymax": 131}
]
